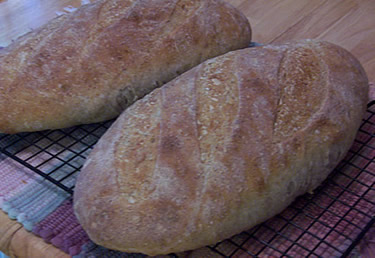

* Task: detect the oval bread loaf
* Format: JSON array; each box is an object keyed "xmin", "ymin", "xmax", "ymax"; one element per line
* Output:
[
  {"xmin": 73, "ymin": 40, "xmax": 368, "ymax": 255},
  {"xmin": 0, "ymin": 0, "xmax": 251, "ymax": 133}
]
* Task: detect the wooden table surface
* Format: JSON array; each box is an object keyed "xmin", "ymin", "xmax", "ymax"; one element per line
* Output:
[{"xmin": 1, "ymin": 0, "xmax": 374, "ymax": 257}]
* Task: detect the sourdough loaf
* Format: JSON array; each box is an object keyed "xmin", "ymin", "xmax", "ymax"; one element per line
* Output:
[
  {"xmin": 0, "ymin": 0, "xmax": 251, "ymax": 133},
  {"xmin": 73, "ymin": 40, "xmax": 368, "ymax": 255}
]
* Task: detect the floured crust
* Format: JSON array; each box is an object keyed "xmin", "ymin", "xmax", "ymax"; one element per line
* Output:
[
  {"xmin": 73, "ymin": 40, "xmax": 368, "ymax": 255},
  {"xmin": 0, "ymin": 0, "xmax": 251, "ymax": 133}
]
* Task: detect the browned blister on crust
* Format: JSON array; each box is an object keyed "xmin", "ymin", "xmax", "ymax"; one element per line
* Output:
[
  {"xmin": 74, "ymin": 40, "xmax": 368, "ymax": 255},
  {"xmin": 0, "ymin": 0, "xmax": 251, "ymax": 133}
]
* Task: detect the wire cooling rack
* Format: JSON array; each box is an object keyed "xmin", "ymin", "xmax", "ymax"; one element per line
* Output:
[
  {"xmin": 0, "ymin": 120, "xmax": 113, "ymax": 194},
  {"xmin": 0, "ymin": 102, "xmax": 374, "ymax": 257}
]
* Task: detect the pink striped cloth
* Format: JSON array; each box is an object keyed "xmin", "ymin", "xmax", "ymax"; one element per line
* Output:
[
  {"xmin": 0, "ymin": 131, "xmax": 91, "ymax": 256},
  {"xmin": 32, "ymin": 200, "xmax": 90, "ymax": 255}
]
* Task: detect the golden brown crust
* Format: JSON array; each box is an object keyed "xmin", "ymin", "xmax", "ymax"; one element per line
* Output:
[
  {"xmin": 0, "ymin": 0, "xmax": 251, "ymax": 133},
  {"xmin": 73, "ymin": 40, "xmax": 368, "ymax": 255}
]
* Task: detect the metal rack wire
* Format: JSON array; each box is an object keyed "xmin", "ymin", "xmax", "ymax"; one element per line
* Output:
[
  {"xmin": 0, "ymin": 102, "xmax": 374, "ymax": 257},
  {"xmin": 0, "ymin": 120, "xmax": 113, "ymax": 194}
]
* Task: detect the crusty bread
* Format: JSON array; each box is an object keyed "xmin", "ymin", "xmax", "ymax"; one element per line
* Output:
[
  {"xmin": 73, "ymin": 40, "xmax": 368, "ymax": 256},
  {"xmin": 0, "ymin": 0, "xmax": 251, "ymax": 133}
]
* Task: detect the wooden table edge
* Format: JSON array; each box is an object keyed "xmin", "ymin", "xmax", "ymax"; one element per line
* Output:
[{"xmin": 0, "ymin": 210, "xmax": 70, "ymax": 258}]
